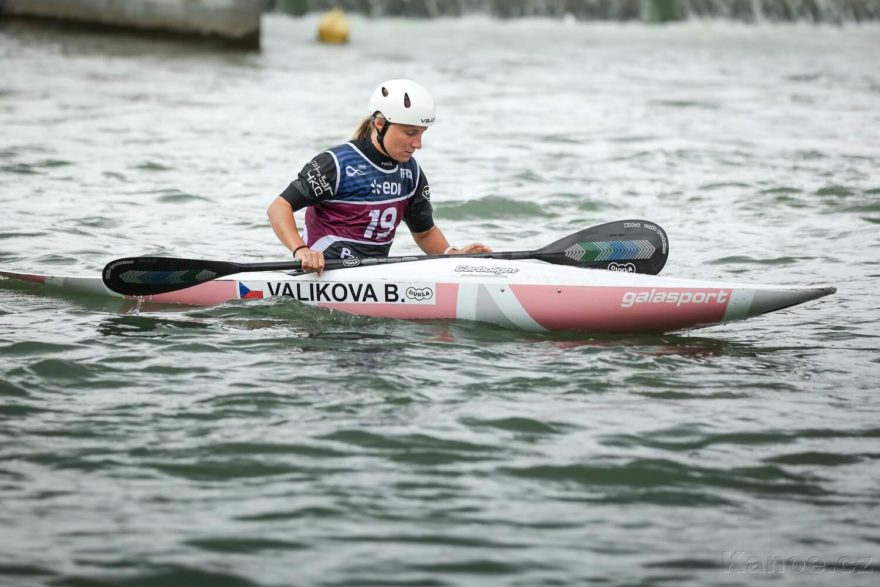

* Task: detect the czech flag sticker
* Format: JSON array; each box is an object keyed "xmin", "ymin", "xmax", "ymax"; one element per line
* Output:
[{"xmin": 238, "ymin": 283, "xmax": 264, "ymax": 300}]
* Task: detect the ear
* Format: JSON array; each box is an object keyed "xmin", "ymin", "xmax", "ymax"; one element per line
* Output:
[{"xmin": 374, "ymin": 117, "xmax": 385, "ymax": 132}]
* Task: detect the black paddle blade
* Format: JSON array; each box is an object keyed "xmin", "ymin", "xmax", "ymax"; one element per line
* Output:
[
  {"xmin": 103, "ymin": 257, "xmax": 246, "ymax": 296},
  {"xmin": 537, "ymin": 220, "xmax": 669, "ymax": 275}
]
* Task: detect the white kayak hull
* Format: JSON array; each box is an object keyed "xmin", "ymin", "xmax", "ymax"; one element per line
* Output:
[{"xmin": 1, "ymin": 259, "xmax": 835, "ymax": 334}]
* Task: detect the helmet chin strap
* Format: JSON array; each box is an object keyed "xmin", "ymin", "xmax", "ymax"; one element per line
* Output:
[{"xmin": 374, "ymin": 116, "xmax": 397, "ymax": 161}]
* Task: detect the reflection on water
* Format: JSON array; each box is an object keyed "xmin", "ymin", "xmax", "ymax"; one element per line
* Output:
[
  {"xmin": 550, "ymin": 334, "xmax": 731, "ymax": 358},
  {"xmin": 97, "ymin": 314, "xmax": 211, "ymax": 337}
]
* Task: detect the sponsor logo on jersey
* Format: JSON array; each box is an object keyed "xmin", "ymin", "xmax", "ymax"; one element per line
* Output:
[
  {"xmin": 370, "ymin": 180, "xmax": 403, "ymax": 196},
  {"xmin": 345, "ymin": 165, "xmax": 367, "ymax": 177},
  {"xmin": 421, "ymin": 185, "xmax": 431, "ymax": 200},
  {"xmin": 400, "ymin": 168, "xmax": 413, "ymax": 180},
  {"xmin": 306, "ymin": 160, "xmax": 332, "ymax": 197},
  {"xmin": 620, "ymin": 289, "xmax": 730, "ymax": 308}
]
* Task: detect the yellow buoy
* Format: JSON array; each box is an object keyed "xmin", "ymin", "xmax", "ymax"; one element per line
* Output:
[{"xmin": 317, "ymin": 8, "xmax": 350, "ymax": 45}]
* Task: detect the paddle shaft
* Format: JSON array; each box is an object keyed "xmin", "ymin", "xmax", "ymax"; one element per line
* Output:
[{"xmin": 243, "ymin": 250, "xmax": 539, "ymax": 273}]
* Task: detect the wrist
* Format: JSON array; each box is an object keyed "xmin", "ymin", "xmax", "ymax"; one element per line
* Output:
[
  {"xmin": 443, "ymin": 245, "xmax": 458, "ymax": 255},
  {"xmin": 292, "ymin": 244, "xmax": 309, "ymax": 258}
]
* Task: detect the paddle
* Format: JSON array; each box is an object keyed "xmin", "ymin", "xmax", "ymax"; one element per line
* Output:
[{"xmin": 102, "ymin": 219, "xmax": 668, "ymax": 296}]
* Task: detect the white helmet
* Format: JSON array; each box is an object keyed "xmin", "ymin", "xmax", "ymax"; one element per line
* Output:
[{"xmin": 368, "ymin": 79, "xmax": 436, "ymax": 127}]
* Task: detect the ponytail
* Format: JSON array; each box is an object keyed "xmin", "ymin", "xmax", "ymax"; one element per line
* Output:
[
  {"xmin": 351, "ymin": 116, "xmax": 373, "ymax": 140},
  {"xmin": 351, "ymin": 114, "xmax": 387, "ymax": 140}
]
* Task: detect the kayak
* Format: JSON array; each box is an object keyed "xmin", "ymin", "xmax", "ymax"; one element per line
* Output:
[{"xmin": 1, "ymin": 258, "xmax": 834, "ymax": 334}]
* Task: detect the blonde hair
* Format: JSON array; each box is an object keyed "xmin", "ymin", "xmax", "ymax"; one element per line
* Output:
[{"xmin": 351, "ymin": 114, "xmax": 385, "ymax": 140}]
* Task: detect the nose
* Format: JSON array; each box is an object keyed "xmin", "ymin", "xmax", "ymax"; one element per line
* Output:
[{"xmin": 412, "ymin": 134, "xmax": 422, "ymax": 149}]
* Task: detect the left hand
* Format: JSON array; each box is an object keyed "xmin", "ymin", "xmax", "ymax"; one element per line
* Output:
[{"xmin": 452, "ymin": 242, "xmax": 492, "ymax": 254}]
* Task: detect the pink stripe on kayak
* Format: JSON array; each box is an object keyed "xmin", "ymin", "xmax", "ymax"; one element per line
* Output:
[
  {"xmin": 138, "ymin": 280, "xmax": 238, "ymax": 305},
  {"xmin": 320, "ymin": 283, "xmax": 459, "ymax": 320},
  {"xmin": 511, "ymin": 285, "xmax": 732, "ymax": 333}
]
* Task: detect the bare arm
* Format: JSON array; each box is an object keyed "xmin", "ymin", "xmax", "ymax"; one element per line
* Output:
[
  {"xmin": 267, "ymin": 196, "xmax": 325, "ymax": 272},
  {"xmin": 411, "ymin": 225, "xmax": 492, "ymax": 255}
]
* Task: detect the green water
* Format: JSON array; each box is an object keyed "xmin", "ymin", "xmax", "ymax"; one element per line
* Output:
[{"xmin": 1, "ymin": 15, "xmax": 878, "ymax": 587}]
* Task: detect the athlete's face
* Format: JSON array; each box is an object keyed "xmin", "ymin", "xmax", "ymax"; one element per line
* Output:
[{"xmin": 377, "ymin": 122, "xmax": 427, "ymax": 162}]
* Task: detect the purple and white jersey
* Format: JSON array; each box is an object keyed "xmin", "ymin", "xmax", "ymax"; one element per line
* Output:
[{"xmin": 280, "ymin": 139, "xmax": 434, "ymax": 259}]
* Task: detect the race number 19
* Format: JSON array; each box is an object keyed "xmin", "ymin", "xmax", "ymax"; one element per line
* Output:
[{"xmin": 364, "ymin": 207, "xmax": 397, "ymax": 239}]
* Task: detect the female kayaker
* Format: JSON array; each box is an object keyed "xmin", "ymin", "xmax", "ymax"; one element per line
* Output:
[{"xmin": 267, "ymin": 79, "xmax": 491, "ymax": 273}]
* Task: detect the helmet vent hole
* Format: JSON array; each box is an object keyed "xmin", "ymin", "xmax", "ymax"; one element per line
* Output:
[
  {"xmin": 381, "ymin": 87, "xmax": 389, "ymax": 97},
  {"xmin": 404, "ymin": 93, "xmax": 411, "ymax": 108}
]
